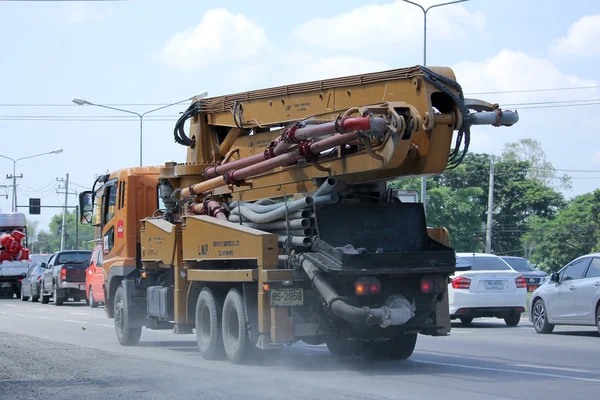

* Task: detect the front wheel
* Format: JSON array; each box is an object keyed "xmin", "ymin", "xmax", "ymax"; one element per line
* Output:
[
  {"xmin": 21, "ymin": 287, "xmax": 29, "ymax": 302},
  {"xmin": 504, "ymin": 313, "xmax": 521, "ymax": 327},
  {"xmin": 114, "ymin": 285, "xmax": 142, "ymax": 346},
  {"xmin": 532, "ymin": 299, "xmax": 554, "ymax": 334}
]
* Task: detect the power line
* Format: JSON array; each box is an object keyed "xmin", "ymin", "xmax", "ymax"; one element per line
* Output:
[{"xmin": 466, "ymin": 85, "xmax": 600, "ymax": 95}]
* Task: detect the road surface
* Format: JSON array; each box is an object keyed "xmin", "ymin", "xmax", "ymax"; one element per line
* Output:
[{"xmin": 1, "ymin": 298, "xmax": 599, "ymax": 399}]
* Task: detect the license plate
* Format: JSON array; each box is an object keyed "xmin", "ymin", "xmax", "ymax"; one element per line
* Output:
[
  {"xmin": 79, "ymin": 284, "xmax": 85, "ymax": 290},
  {"xmin": 0, "ymin": 282, "xmax": 11, "ymax": 288},
  {"xmin": 269, "ymin": 288, "xmax": 304, "ymax": 307},
  {"xmin": 485, "ymin": 280, "xmax": 504, "ymax": 290}
]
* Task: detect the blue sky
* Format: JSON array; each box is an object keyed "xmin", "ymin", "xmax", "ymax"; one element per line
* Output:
[{"xmin": 1, "ymin": 0, "xmax": 599, "ymax": 233}]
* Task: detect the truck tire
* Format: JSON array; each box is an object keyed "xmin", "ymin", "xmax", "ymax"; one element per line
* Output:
[
  {"xmin": 222, "ymin": 288, "xmax": 251, "ymax": 364},
  {"xmin": 53, "ymin": 287, "xmax": 64, "ymax": 306},
  {"xmin": 114, "ymin": 285, "xmax": 142, "ymax": 346},
  {"xmin": 504, "ymin": 313, "xmax": 521, "ymax": 327},
  {"xmin": 89, "ymin": 287, "xmax": 99, "ymax": 308},
  {"xmin": 388, "ymin": 333, "xmax": 418, "ymax": 360},
  {"xmin": 195, "ymin": 287, "xmax": 223, "ymax": 360},
  {"xmin": 21, "ymin": 286, "xmax": 29, "ymax": 301},
  {"xmin": 325, "ymin": 336, "xmax": 355, "ymax": 358}
]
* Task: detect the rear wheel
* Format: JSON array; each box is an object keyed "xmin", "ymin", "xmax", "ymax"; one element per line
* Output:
[
  {"xmin": 222, "ymin": 288, "xmax": 251, "ymax": 364},
  {"xmin": 40, "ymin": 286, "xmax": 49, "ymax": 304},
  {"xmin": 53, "ymin": 287, "xmax": 63, "ymax": 306},
  {"xmin": 596, "ymin": 305, "xmax": 600, "ymax": 335},
  {"xmin": 325, "ymin": 336, "xmax": 355, "ymax": 358},
  {"xmin": 504, "ymin": 313, "xmax": 521, "ymax": 327},
  {"xmin": 114, "ymin": 285, "xmax": 142, "ymax": 346},
  {"xmin": 459, "ymin": 317, "xmax": 473, "ymax": 325},
  {"xmin": 89, "ymin": 287, "xmax": 99, "ymax": 308},
  {"xmin": 31, "ymin": 285, "xmax": 39, "ymax": 302},
  {"xmin": 195, "ymin": 287, "xmax": 223, "ymax": 360},
  {"xmin": 532, "ymin": 299, "xmax": 554, "ymax": 334},
  {"xmin": 388, "ymin": 333, "xmax": 418, "ymax": 360}
]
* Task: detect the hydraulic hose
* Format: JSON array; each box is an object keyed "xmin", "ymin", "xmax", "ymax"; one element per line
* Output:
[{"xmin": 301, "ymin": 257, "xmax": 391, "ymax": 327}]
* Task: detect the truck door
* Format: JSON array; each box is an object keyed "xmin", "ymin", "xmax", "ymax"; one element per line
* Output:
[{"xmin": 101, "ymin": 179, "xmax": 118, "ymax": 256}]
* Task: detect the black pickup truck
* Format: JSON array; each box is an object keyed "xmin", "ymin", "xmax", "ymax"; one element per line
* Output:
[{"xmin": 39, "ymin": 250, "xmax": 92, "ymax": 305}]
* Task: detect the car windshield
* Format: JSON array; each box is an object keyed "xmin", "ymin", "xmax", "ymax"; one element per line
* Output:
[
  {"xmin": 457, "ymin": 256, "xmax": 512, "ymax": 271},
  {"xmin": 502, "ymin": 257, "xmax": 535, "ymax": 272},
  {"xmin": 56, "ymin": 252, "xmax": 91, "ymax": 264}
]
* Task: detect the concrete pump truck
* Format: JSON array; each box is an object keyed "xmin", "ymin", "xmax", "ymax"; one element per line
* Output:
[{"xmin": 78, "ymin": 65, "xmax": 518, "ymax": 363}]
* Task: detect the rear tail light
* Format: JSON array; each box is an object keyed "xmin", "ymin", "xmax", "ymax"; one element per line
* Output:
[
  {"xmin": 355, "ymin": 277, "xmax": 381, "ymax": 296},
  {"xmin": 451, "ymin": 276, "xmax": 471, "ymax": 289},
  {"xmin": 420, "ymin": 278, "xmax": 433, "ymax": 294},
  {"xmin": 60, "ymin": 267, "xmax": 67, "ymax": 281},
  {"xmin": 37, "ymin": 276, "xmax": 41, "ymax": 281},
  {"xmin": 515, "ymin": 276, "xmax": 526, "ymax": 289}
]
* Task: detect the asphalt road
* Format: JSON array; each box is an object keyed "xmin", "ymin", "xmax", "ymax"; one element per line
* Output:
[{"xmin": 1, "ymin": 298, "xmax": 599, "ymax": 400}]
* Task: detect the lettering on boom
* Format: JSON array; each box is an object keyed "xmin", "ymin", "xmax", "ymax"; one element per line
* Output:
[{"xmin": 212, "ymin": 240, "xmax": 240, "ymax": 248}]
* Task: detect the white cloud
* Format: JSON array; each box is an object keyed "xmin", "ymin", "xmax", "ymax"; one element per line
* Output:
[
  {"xmin": 452, "ymin": 50, "xmax": 599, "ymax": 105},
  {"xmin": 290, "ymin": 0, "xmax": 485, "ymax": 52},
  {"xmin": 159, "ymin": 8, "xmax": 272, "ymax": 70},
  {"xmin": 61, "ymin": 3, "xmax": 112, "ymax": 24},
  {"xmin": 552, "ymin": 14, "xmax": 600, "ymax": 56}
]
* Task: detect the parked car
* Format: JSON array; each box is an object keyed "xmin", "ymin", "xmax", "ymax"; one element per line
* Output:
[
  {"xmin": 85, "ymin": 244, "xmax": 104, "ymax": 308},
  {"xmin": 501, "ymin": 256, "xmax": 548, "ymax": 292},
  {"xmin": 39, "ymin": 250, "xmax": 93, "ymax": 305},
  {"xmin": 20, "ymin": 262, "xmax": 44, "ymax": 302},
  {"xmin": 530, "ymin": 253, "xmax": 600, "ymax": 334},
  {"xmin": 450, "ymin": 253, "xmax": 528, "ymax": 326}
]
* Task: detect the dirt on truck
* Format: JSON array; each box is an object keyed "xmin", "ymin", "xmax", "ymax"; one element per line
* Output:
[{"xmin": 78, "ymin": 65, "xmax": 519, "ymax": 363}]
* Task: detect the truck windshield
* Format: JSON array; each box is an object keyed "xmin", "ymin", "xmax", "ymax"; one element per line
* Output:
[
  {"xmin": 57, "ymin": 252, "xmax": 91, "ymax": 264},
  {"xmin": 501, "ymin": 257, "xmax": 535, "ymax": 272},
  {"xmin": 457, "ymin": 256, "xmax": 512, "ymax": 271}
]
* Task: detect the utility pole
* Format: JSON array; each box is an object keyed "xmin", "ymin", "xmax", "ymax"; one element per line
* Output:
[
  {"xmin": 57, "ymin": 173, "xmax": 70, "ymax": 251},
  {"xmin": 75, "ymin": 205, "xmax": 79, "ymax": 250},
  {"xmin": 485, "ymin": 155, "xmax": 495, "ymax": 253},
  {"xmin": 6, "ymin": 172, "xmax": 22, "ymax": 212}
]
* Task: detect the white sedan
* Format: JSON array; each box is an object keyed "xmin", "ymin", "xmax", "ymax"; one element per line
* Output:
[
  {"xmin": 450, "ymin": 253, "xmax": 528, "ymax": 326},
  {"xmin": 530, "ymin": 253, "xmax": 600, "ymax": 334}
]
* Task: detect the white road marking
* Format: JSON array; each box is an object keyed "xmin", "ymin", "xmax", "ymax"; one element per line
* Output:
[
  {"xmin": 514, "ymin": 364, "xmax": 595, "ymax": 374},
  {"xmin": 450, "ymin": 330, "xmax": 472, "ymax": 334},
  {"xmin": 4, "ymin": 304, "xmax": 16, "ymax": 307},
  {"xmin": 413, "ymin": 360, "xmax": 600, "ymax": 383},
  {"xmin": 70, "ymin": 312, "xmax": 91, "ymax": 316}
]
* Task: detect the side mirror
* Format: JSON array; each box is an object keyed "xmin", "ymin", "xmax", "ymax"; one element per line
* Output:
[
  {"xmin": 83, "ymin": 260, "xmax": 89, "ymax": 268},
  {"xmin": 20, "ymin": 272, "xmax": 26, "ymax": 278},
  {"xmin": 550, "ymin": 272, "xmax": 559, "ymax": 283},
  {"xmin": 40, "ymin": 262, "xmax": 47, "ymax": 269},
  {"xmin": 79, "ymin": 191, "xmax": 93, "ymax": 225}
]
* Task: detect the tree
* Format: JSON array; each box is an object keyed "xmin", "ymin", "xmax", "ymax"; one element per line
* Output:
[
  {"xmin": 34, "ymin": 210, "xmax": 95, "ymax": 254},
  {"xmin": 522, "ymin": 190, "xmax": 600, "ymax": 272},
  {"xmin": 501, "ymin": 138, "xmax": 571, "ymax": 190}
]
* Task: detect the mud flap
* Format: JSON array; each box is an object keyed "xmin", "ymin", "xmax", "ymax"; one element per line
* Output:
[{"xmin": 121, "ymin": 277, "xmax": 153, "ymax": 328}]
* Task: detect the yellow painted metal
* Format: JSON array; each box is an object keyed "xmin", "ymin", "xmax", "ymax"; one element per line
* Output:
[{"xmin": 186, "ymin": 269, "xmax": 258, "ymax": 282}]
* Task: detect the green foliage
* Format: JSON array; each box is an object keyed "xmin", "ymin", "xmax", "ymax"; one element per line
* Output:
[
  {"xmin": 522, "ymin": 191, "xmax": 600, "ymax": 272},
  {"xmin": 32, "ymin": 210, "xmax": 95, "ymax": 254}
]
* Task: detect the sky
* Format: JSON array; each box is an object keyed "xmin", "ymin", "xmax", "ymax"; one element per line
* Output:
[{"xmin": 0, "ymin": 0, "xmax": 599, "ymax": 233}]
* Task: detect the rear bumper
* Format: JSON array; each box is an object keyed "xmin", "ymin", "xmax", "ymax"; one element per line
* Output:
[
  {"xmin": 449, "ymin": 289, "xmax": 527, "ymax": 316},
  {"xmin": 59, "ymin": 282, "xmax": 86, "ymax": 291},
  {"xmin": 451, "ymin": 306, "xmax": 525, "ymax": 318}
]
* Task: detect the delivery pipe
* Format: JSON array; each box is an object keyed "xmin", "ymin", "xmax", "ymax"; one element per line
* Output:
[
  {"xmin": 278, "ymin": 235, "xmax": 313, "ymax": 247},
  {"xmin": 225, "ymin": 196, "xmax": 314, "ymax": 224},
  {"xmin": 182, "ymin": 127, "xmax": 365, "ymax": 198},
  {"xmin": 237, "ymin": 218, "xmax": 311, "ymax": 230},
  {"xmin": 229, "ymin": 194, "xmax": 336, "ymax": 214},
  {"xmin": 301, "ymin": 257, "xmax": 393, "ymax": 328},
  {"xmin": 469, "ymin": 110, "xmax": 519, "ymax": 126},
  {"xmin": 201, "ymin": 116, "xmax": 386, "ymax": 180},
  {"xmin": 228, "ymin": 209, "xmax": 312, "ymax": 222}
]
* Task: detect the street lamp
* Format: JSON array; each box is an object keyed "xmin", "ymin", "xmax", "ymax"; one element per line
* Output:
[
  {"xmin": 0, "ymin": 148, "xmax": 64, "ymax": 212},
  {"xmin": 72, "ymin": 92, "xmax": 209, "ymax": 167},
  {"xmin": 400, "ymin": 0, "xmax": 469, "ymax": 217}
]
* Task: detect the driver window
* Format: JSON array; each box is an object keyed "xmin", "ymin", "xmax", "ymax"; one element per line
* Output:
[
  {"xmin": 104, "ymin": 183, "xmax": 117, "ymax": 224},
  {"xmin": 96, "ymin": 249, "xmax": 103, "ymax": 266},
  {"xmin": 562, "ymin": 258, "xmax": 590, "ymax": 281}
]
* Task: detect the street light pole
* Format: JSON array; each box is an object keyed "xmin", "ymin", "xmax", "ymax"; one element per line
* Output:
[
  {"xmin": 0, "ymin": 149, "xmax": 64, "ymax": 212},
  {"xmin": 400, "ymin": 0, "xmax": 469, "ymax": 217},
  {"xmin": 72, "ymin": 92, "xmax": 208, "ymax": 167}
]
